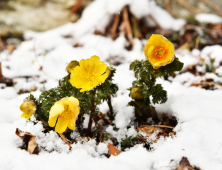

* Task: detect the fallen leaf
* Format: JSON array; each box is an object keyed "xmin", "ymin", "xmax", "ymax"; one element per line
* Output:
[
  {"xmin": 15, "ymin": 128, "xmax": 39, "ymax": 154},
  {"xmin": 173, "ymin": 157, "xmax": 201, "ymax": 170},
  {"xmin": 108, "ymin": 143, "xmax": 120, "ymax": 156},
  {"xmin": 179, "ymin": 157, "xmax": 191, "ymax": 167},
  {"xmin": 138, "ymin": 125, "xmax": 158, "ymax": 134},
  {"xmin": 28, "ymin": 136, "xmax": 39, "ymax": 154}
]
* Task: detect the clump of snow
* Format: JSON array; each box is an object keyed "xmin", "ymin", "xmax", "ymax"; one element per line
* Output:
[
  {"xmin": 106, "ymin": 126, "xmax": 137, "ymax": 142},
  {"xmin": 97, "ymin": 143, "xmax": 109, "ymax": 155},
  {"xmin": 195, "ymin": 13, "xmax": 222, "ymax": 24},
  {"xmin": 201, "ymin": 45, "xmax": 222, "ymax": 67}
]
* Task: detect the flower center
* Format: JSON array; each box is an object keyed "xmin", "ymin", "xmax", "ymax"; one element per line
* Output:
[
  {"xmin": 59, "ymin": 105, "xmax": 74, "ymax": 120},
  {"xmin": 153, "ymin": 46, "xmax": 168, "ymax": 60},
  {"xmin": 82, "ymin": 66, "xmax": 96, "ymax": 84}
]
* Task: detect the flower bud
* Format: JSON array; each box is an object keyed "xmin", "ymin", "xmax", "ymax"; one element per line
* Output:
[
  {"xmin": 130, "ymin": 87, "xmax": 143, "ymax": 100},
  {"xmin": 66, "ymin": 60, "xmax": 79, "ymax": 73},
  {"xmin": 20, "ymin": 99, "xmax": 37, "ymax": 119}
]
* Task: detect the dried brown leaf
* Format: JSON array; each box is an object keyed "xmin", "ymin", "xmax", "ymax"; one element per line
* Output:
[
  {"xmin": 15, "ymin": 128, "xmax": 39, "ymax": 154},
  {"xmin": 28, "ymin": 136, "xmax": 39, "ymax": 154},
  {"xmin": 138, "ymin": 125, "xmax": 158, "ymax": 134},
  {"xmin": 108, "ymin": 143, "xmax": 120, "ymax": 156}
]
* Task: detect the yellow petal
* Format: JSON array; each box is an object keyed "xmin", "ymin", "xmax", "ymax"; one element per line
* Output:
[
  {"xmin": 48, "ymin": 115, "xmax": 58, "ymax": 127},
  {"xmin": 49, "ymin": 103, "xmax": 64, "ymax": 118},
  {"xmin": 21, "ymin": 112, "xmax": 32, "ymax": 119},
  {"xmin": 98, "ymin": 72, "xmax": 108, "ymax": 84},
  {"xmin": 80, "ymin": 82, "xmax": 93, "ymax": 92},
  {"xmin": 144, "ymin": 34, "xmax": 175, "ymax": 69},
  {"xmin": 70, "ymin": 55, "xmax": 108, "ymax": 92},
  {"xmin": 68, "ymin": 97, "xmax": 79, "ymax": 106},
  {"xmin": 68, "ymin": 119, "xmax": 77, "ymax": 130},
  {"xmin": 55, "ymin": 117, "xmax": 68, "ymax": 133}
]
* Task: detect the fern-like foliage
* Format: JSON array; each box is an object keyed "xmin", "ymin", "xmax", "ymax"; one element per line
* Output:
[
  {"xmin": 26, "ymin": 67, "xmax": 118, "ymax": 122},
  {"xmin": 128, "ymin": 57, "xmax": 183, "ymax": 115}
]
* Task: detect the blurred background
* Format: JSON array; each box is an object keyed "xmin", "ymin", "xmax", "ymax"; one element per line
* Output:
[
  {"xmin": 0, "ymin": 0, "xmax": 222, "ymax": 90},
  {"xmin": 0, "ymin": 0, "xmax": 222, "ymax": 39}
]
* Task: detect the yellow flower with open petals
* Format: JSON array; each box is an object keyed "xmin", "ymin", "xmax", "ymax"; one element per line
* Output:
[
  {"xmin": 70, "ymin": 55, "xmax": 108, "ymax": 92},
  {"xmin": 20, "ymin": 99, "xmax": 37, "ymax": 119},
  {"xmin": 49, "ymin": 97, "xmax": 80, "ymax": 133},
  {"xmin": 144, "ymin": 34, "xmax": 175, "ymax": 69}
]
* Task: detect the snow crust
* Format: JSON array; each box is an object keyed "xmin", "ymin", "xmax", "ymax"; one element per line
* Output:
[
  {"xmin": 195, "ymin": 13, "xmax": 222, "ymax": 24},
  {"xmin": 0, "ymin": 0, "xmax": 222, "ymax": 170}
]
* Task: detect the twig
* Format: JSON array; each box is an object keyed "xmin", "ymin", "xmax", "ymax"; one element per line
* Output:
[
  {"xmin": 175, "ymin": 0, "xmax": 202, "ymax": 14},
  {"xmin": 199, "ymin": 0, "xmax": 222, "ymax": 17},
  {"xmin": 151, "ymin": 125, "xmax": 174, "ymax": 129},
  {"xmin": 165, "ymin": 0, "xmax": 171, "ymax": 13},
  {"xmin": 0, "ymin": 62, "xmax": 3, "ymax": 78},
  {"xmin": 87, "ymin": 113, "xmax": 94, "ymax": 135},
  {"xmin": 109, "ymin": 14, "xmax": 120, "ymax": 40},
  {"xmin": 122, "ymin": 6, "xmax": 134, "ymax": 48},
  {"xmin": 59, "ymin": 133, "xmax": 72, "ymax": 149},
  {"xmin": 98, "ymin": 122, "xmax": 104, "ymax": 142},
  {"xmin": 107, "ymin": 96, "xmax": 114, "ymax": 119},
  {"xmin": 87, "ymin": 90, "xmax": 96, "ymax": 135},
  {"xmin": 69, "ymin": 0, "xmax": 84, "ymax": 16},
  {"xmin": 191, "ymin": 81, "xmax": 222, "ymax": 87},
  {"xmin": 148, "ymin": 14, "xmax": 162, "ymax": 30},
  {"xmin": 195, "ymin": 37, "xmax": 200, "ymax": 49}
]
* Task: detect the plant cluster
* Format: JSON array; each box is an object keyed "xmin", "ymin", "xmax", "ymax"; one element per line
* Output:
[
  {"xmin": 128, "ymin": 34, "xmax": 183, "ymax": 123},
  {"xmin": 19, "ymin": 34, "xmax": 184, "ymax": 152}
]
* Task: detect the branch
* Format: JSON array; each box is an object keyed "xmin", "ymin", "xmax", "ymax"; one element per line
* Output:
[
  {"xmin": 59, "ymin": 133, "xmax": 72, "ymax": 150},
  {"xmin": 175, "ymin": 0, "xmax": 202, "ymax": 14},
  {"xmin": 199, "ymin": 0, "xmax": 222, "ymax": 16}
]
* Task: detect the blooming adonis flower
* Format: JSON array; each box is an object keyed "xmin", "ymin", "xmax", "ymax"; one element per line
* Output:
[
  {"xmin": 144, "ymin": 34, "xmax": 175, "ymax": 69},
  {"xmin": 70, "ymin": 55, "xmax": 108, "ymax": 92},
  {"xmin": 20, "ymin": 99, "xmax": 37, "ymax": 119},
  {"xmin": 48, "ymin": 97, "xmax": 80, "ymax": 133}
]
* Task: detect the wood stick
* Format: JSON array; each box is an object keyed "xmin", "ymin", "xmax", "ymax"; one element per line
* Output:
[
  {"xmin": 199, "ymin": 0, "xmax": 222, "ymax": 16},
  {"xmin": 109, "ymin": 14, "xmax": 120, "ymax": 40},
  {"xmin": 151, "ymin": 125, "xmax": 174, "ymax": 129},
  {"xmin": 165, "ymin": 0, "xmax": 171, "ymax": 13},
  {"xmin": 148, "ymin": 14, "xmax": 162, "ymax": 30},
  {"xmin": 59, "ymin": 133, "xmax": 72, "ymax": 149},
  {"xmin": 191, "ymin": 81, "xmax": 222, "ymax": 87},
  {"xmin": 122, "ymin": 6, "xmax": 134, "ymax": 48},
  {"xmin": 175, "ymin": 0, "xmax": 202, "ymax": 14},
  {"xmin": 107, "ymin": 96, "xmax": 114, "ymax": 119},
  {"xmin": 0, "ymin": 62, "xmax": 3, "ymax": 78},
  {"xmin": 69, "ymin": 0, "xmax": 84, "ymax": 16}
]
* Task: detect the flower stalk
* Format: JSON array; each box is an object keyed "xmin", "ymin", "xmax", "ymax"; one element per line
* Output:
[
  {"xmin": 107, "ymin": 96, "xmax": 114, "ymax": 119},
  {"xmin": 87, "ymin": 90, "xmax": 96, "ymax": 135}
]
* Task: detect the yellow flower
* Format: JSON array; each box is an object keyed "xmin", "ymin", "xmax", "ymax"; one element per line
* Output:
[
  {"xmin": 48, "ymin": 97, "xmax": 80, "ymax": 133},
  {"xmin": 131, "ymin": 87, "xmax": 142, "ymax": 100},
  {"xmin": 20, "ymin": 99, "xmax": 37, "ymax": 119},
  {"xmin": 144, "ymin": 34, "xmax": 175, "ymax": 69},
  {"xmin": 70, "ymin": 55, "xmax": 108, "ymax": 92}
]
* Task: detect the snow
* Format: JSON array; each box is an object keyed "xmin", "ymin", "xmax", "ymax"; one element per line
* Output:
[
  {"xmin": 1, "ymin": 0, "xmax": 222, "ymax": 170},
  {"xmin": 195, "ymin": 13, "xmax": 222, "ymax": 24}
]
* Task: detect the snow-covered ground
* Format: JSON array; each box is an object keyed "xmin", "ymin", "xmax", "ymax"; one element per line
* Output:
[{"xmin": 1, "ymin": 0, "xmax": 222, "ymax": 169}]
